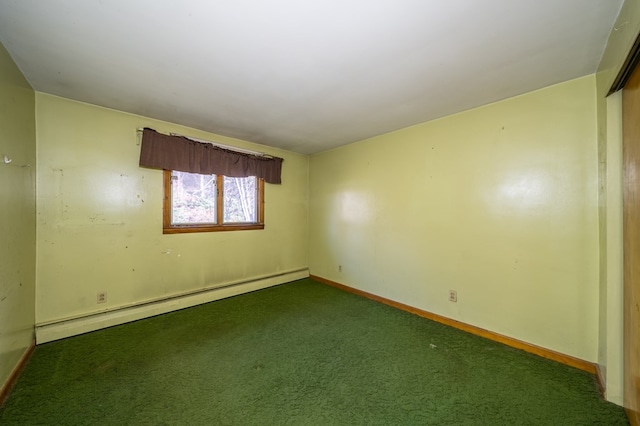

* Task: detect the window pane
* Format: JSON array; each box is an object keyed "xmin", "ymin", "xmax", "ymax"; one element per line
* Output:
[
  {"xmin": 171, "ymin": 171, "xmax": 217, "ymax": 224},
  {"xmin": 223, "ymin": 176, "xmax": 257, "ymax": 223}
]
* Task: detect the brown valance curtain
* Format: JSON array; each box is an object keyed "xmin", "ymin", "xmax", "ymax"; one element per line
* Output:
[{"xmin": 139, "ymin": 128, "xmax": 284, "ymax": 184}]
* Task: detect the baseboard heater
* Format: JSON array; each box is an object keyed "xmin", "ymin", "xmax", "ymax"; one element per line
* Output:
[{"xmin": 36, "ymin": 268, "xmax": 309, "ymax": 344}]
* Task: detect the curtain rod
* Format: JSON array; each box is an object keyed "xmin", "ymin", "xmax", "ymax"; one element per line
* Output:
[{"xmin": 136, "ymin": 128, "xmax": 272, "ymax": 158}]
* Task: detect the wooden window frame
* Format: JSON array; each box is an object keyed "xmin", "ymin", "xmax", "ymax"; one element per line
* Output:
[{"xmin": 162, "ymin": 170, "xmax": 265, "ymax": 234}]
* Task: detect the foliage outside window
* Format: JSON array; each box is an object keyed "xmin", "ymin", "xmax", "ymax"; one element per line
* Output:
[{"xmin": 163, "ymin": 170, "xmax": 264, "ymax": 233}]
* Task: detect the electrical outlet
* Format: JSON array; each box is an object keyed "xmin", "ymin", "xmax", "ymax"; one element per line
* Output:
[
  {"xmin": 97, "ymin": 292, "xmax": 107, "ymax": 304},
  {"xmin": 449, "ymin": 290, "xmax": 457, "ymax": 302},
  {"xmin": 338, "ymin": 265, "xmax": 342, "ymax": 272}
]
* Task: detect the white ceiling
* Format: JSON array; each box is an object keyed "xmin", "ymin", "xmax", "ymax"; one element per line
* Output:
[{"xmin": 0, "ymin": 1, "xmax": 624, "ymax": 154}]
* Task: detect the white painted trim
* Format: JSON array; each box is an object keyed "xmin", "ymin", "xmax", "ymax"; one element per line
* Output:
[
  {"xmin": 36, "ymin": 269, "xmax": 309, "ymax": 344},
  {"xmin": 604, "ymin": 91, "xmax": 624, "ymax": 406}
]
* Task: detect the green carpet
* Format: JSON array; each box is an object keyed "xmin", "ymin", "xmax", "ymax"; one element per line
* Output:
[{"xmin": 0, "ymin": 278, "xmax": 628, "ymax": 425}]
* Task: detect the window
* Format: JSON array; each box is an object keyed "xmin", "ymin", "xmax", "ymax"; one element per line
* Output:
[{"xmin": 163, "ymin": 170, "xmax": 264, "ymax": 234}]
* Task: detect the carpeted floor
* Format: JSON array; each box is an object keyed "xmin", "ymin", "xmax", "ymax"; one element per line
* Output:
[{"xmin": 0, "ymin": 278, "xmax": 629, "ymax": 425}]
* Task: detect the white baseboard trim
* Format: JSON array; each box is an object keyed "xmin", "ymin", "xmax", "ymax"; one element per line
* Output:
[{"xmin": 36, "ymin": 268, "xmax": 309, "ymax": 344}]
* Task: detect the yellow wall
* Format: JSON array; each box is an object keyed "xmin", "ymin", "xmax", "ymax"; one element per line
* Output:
[
  {"xmin": 595, "ymin": 0, "xmax": 640, "ymax": 406},
  {"xmin": 35, "ymin": 94, "xmax": 308, "ymax": 325},
  {"xmin": 0, "ymin": 43, "xmax": 36, "ymax": 388},
  {"xmin": 309, "ymin": 75, "xmax": 599, "ymax": 362}
]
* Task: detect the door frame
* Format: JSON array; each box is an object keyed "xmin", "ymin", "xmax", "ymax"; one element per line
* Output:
[{"xmin": 613, "ymin": 30, "xmax": 640, "ymax": 426}]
